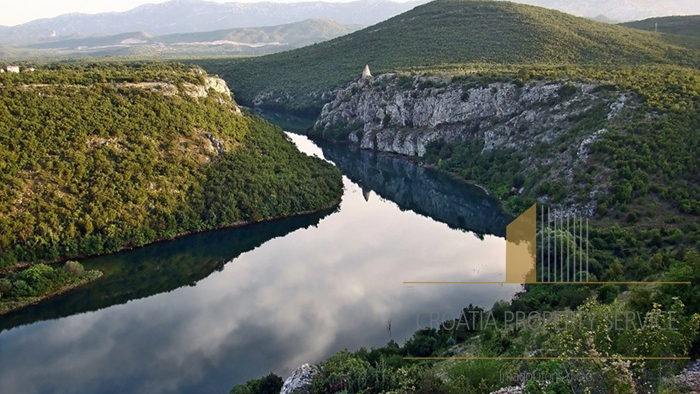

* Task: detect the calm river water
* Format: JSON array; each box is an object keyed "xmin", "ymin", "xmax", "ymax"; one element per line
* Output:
[{"xmin": 0, "ymin": 133, "xmax": 520, "ymax": 394}]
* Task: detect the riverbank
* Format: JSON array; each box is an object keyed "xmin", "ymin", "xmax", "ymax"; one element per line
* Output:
[
  {"xmin": 1, "ymin": 201, "xmax": 340, "ymax": 274},
  {"xmin": 0, "ymin": 270, "xmax": 103, "ymax": 316},
  {"xmin": 0, "ymin": 202, "xmax": 340, "ymax": 316}
]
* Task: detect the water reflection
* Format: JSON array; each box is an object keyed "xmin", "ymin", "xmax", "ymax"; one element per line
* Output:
[
  {"xmin": 0, "ymin": 134, "xmax": 520, "ymax": 394},
  {"xmin": 316, "ymin": 140, "xmax": 512, "ymax": 237},
  {"xmin": 0, "ymin": 211, "xmax": 333, "ymax": 332}
]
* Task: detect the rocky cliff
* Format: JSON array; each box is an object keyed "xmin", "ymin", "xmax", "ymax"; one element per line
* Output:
[
  {"xmin": 119, "ymin": 75, "xmax": 241, "ymax": 114},
  {"xmin": 312, "ymin": 74, "xmax": 636, "ymax": 215},
  {"xmin": 184, "ymin": 76, "xmax": 233, "ymax": 98},
  {"xmin": 314, "ymin": 74, "xmax": 629, "ymax": 156}
]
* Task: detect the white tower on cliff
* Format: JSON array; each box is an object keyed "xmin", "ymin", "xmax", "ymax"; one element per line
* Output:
[{"xmin": 361, "ymin": 64, "xmax": 372, "ymax": 79}]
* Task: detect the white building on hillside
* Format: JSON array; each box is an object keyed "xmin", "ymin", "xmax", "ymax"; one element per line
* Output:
[
  {"xmin": 6, "ymin": 65, "xmax": 20, "ymax": 73},
  {"xmin": 361, "ymin": 64, "xmax": 372, "ymax": 79}
]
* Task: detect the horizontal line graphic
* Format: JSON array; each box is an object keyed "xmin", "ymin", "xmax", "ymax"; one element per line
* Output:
[
  {"xmin": 403, "ymin": 281, "xmax": 691, "ymax": 285},
  {"xmin": 404, "ymin": 357, "xmax": 691, "ymax": 360}
]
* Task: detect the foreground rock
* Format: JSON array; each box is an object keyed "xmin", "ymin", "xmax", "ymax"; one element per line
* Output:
[
  {"xmin": 676, "ymin": 360, "xmax": 700, "ymax": 393},
  {"xmin": 489, "ymin": 386, "xmax": 523, "ymax": 394},
  {"xmin": 280, "ymin": 363, "xmax": 320, "ymax": 394}
]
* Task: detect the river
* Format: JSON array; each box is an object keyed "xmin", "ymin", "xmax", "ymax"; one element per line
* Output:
[{"xmin": 0, "ymin": 132, "xmax": 520, "ymax": 394}]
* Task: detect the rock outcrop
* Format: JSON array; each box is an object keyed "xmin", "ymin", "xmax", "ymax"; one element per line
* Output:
[
  {"xmin": 675, "ymin": 360, "xmax": 700, "ymax": 392},
  {"xmin": 110, "ymin": 75, "xmax": 242, "ymax": 114},
  {"xmin": 489, "ymin": 386, "xmax": 523, "ymax": 394},
  {"xmin": 314, "ymin": 74, "xmax": 627, "ymax": 157},
  {"xmin": 280, "ymin": 364, "xmax": 320, "ymax": 394},
  {"xmin": 183, "ymin": 76, "xmax": 242, "ymax": 114}
]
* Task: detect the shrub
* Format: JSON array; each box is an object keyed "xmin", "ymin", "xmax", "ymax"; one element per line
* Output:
[
  {"xmin": 442, "ymin": 356, "xmax": 516, "ymax": 394},
  {"xmin": 310, "ymin": 351, "xmax": 370, "ymax": 394},
  {"xmin": 415, "ymin": 369, "xmax": 449, "ymax": 394},
  {"xmin": 547, "ymin": 298, "xmax": 700, "ymax": 392},
  {"xmin": 524, "ymin": 360, "xmax": 575, "ymax": 394},
  {"xmin": 230, "ymin": 373, "xmax": 283, "ymax": 394},
  {"xmin": 655, "ymin": 251, "xmax": 700, "ymax": 316},
  {"xmin": 558, "ymin": 83, "xmax": 577, "ymax": 101},
  {"xmin": 8, "ymin": 279, "xmax": 36, "ymax": 298},
  {"xmin": 0, "ymin": 278, "xmax": 11, "ymax": 293},
  {"xmin": 15, "ymin": 264, "xmax": 56, "ymax": 294},
  {"xmin": 310, "ymin": 351, "xmax": 401, "ymax": 394},
  {"xmin": 597, "ymin": 283, "xmax": 619, "ymax": 304},
  {"xmin": 63, "ymin": 261, "xmax": 85, "ymax": 276},
  {"xmin": 404, "ymin": 330, "xmax": 439, "ymax": 357}
]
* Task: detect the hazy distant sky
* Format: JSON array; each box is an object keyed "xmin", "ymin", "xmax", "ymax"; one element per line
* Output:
[{"xmin": 3, "ymin": 0, "xmax": 407, "ymax": 26}]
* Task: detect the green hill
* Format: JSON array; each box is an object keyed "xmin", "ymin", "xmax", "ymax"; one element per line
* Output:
[
  {"xmin": 199, "ymin": 0, "xmax": 700, "ymax": 112},
  {"xmin": 621, "ymin": 15, "xmax": 700, "ymax": 38},
  {"xmin": 0, "ymin": 62, "xmax": 342, "ymax": 268}
]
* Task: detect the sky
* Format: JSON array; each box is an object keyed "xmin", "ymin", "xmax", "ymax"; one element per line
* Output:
[{"xmin": 1, "ymin": 0, "xmax": 386, "ymax": 26}]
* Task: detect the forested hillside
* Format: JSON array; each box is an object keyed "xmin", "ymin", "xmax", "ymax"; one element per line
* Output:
[
  {"xmin": 621, "ymin": 15, "xmax": 700, "ymax": 37},
  {"xmin": 197, "ymin": 0, "xmax": 700, "ymax": 113},
  {"xmin": 0, "ymin": 63, "xmax": 342, "ymax": 269}
]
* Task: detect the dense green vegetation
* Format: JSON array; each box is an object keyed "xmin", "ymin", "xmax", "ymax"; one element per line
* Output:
[
  {"xmin": 0, "ymin": 62, "xmax": 342, "ymax": 269},
  {"xmin": 223, "ymin": 3, "xmax": 699, "ymax": 392},
  {"xmin": 621, "ymin": 15, "xmax": 700, "ymax": 38},
  {"xmin": 196, "ymin": 0, "xmax": 700, "ymax": 113},
  {"xmin": 0, "ymin": 261, "xmax": 101, "ymax": 315},
  {"xmin": 0, "ymin": 62, "xmax": 206, "ymax": 85}
]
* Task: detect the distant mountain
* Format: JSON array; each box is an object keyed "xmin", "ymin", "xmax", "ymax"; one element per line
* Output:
[
  {"xmin": 0, "ymin": 46, "xmax": 17, "ymax": 58},
  {"xmin": 504, "ymin": 0, "xmax": 700, "ymax": 23},
  {"xmin": 209, "ymin": 0, "xmax": 700, "ymax": 109},
  {"xmin": 0, "ymin": 0, "xmax": 426, "ymax": 46},
  {"xmin": 27, "ymin": 31, "xmax": 155, "ymax": 50},
  {"xmin": 157, "ymin": 18, "xmax": 361, "ymax": 47},
  {"xmin": 16, "ymin": 19, "xmax": 361, "ymax": 57},
  {"xmin": 621, "ymin": 15, "xmax": 700, "ymax": 37},
  {"xmin": 590, "ymin": 14, "xmax": 619, "ymax": 24}
]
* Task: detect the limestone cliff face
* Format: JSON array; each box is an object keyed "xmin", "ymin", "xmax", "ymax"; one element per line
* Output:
[
  {"xmin": 182, "ymin": 76, "xmax": 242, "ymax": 114},
  {"xmin": 312, "ymin": 74, "xmax": 635, "ymax": 216},
  {"xmin": 111, "ymin": 75, "xmax": 242, "ymax": 114},
  {"xmin": 314, "ymin": 74, "xmax": 628, "ymax": 156}
]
